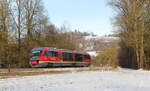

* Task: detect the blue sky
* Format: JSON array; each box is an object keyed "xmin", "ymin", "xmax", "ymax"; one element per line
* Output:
[{"xmin": 43, "ymin": 0, "xmax": 114, "ymax": 35}]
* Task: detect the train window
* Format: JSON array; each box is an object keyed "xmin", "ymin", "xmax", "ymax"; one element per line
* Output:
[
  {"xmin": 30, "ymin": 50, "xmax": 42, "ymax": 58},
  {"xmin": 53, "ymin": 51, "xmax": 58, "ymax": 57},
  {"xmin": 75, "ymin": 54, "xmax": 83, "ymax": 61},
  {"xmin": 84, "ymin": 54, "xmax": 91, "ymax": 59},
  {"xmin": 63, "ymin": 52, "xmax": 73, "ymax": 61},
  {"xmin": 43, "ymin": 51, "xmax": 58, "ymax": 57}
]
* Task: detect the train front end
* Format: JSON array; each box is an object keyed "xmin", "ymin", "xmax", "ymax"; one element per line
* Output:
[{"xmin": 30, "ymin": 48, "xmax": 47, "ymax": 67}]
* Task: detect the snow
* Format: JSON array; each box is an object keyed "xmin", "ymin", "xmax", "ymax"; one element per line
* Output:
[
  {"xmin": 84, "ymin": 35, "xmax": 120, "ymax": 41},
  {"xmin": 1, "ymin": 69, "xmax": 150, "ymax": 91},
  {"xmin": 84, "ymin": 35, "xmax": 103, "ymax": 40},
  {"xmin": 87, "ymin": 51, "xmax": 98, "ymax": 56}
]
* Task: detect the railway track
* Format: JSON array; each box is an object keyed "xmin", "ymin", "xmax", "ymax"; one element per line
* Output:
[
  {"xmin": 0, "ymin": 67, "xmax": 89, "ymax": 73},
  {"xmin": 0, "ymin": 67, "xmax": 112, "ymax": 79}
]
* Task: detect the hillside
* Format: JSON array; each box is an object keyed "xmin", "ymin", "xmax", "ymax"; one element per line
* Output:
[{"xmin": 73, "ymin": 34, "xmax": 120, "ymax": 56}]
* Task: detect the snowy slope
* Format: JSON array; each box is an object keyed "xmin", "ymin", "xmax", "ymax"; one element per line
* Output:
[
  {"xmin": 84, "ymin": 35, "xmax": 119, "ymax": 41},
  {"xmin": 0, "ymin": 69, "xmax": 150, "ymax": 91},
  {"xmin": 87, "ymin": 51, "xmax": 98, "ymax": 56},
  {"xmin": 79, "ymin": 35, "xmax": 120, "ymax": 57}
]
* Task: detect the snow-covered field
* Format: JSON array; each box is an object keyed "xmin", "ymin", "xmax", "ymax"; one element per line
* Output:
[{"xmin": 0, "ymin": 68, "xmax": 150, "ymax": 91}]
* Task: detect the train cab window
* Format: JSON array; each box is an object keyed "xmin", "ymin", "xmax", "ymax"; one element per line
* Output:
[
  {"xmin": 30, "ymin": 50, "xmax": 42, "ymax": 58},
  {"xmin": 84, "ymin": 54, "xmax": 91, "ymax": 59},
  {"xmin": 63, "ymin": 52, "xmax": 73, "ymax": 61},
  {"xmin": 43, "ymin": 51, "xmax": 58, "ymax": 57},
  {"xmin": 75, "ymin": 54, "xmax": 83, "ymax": 61}
]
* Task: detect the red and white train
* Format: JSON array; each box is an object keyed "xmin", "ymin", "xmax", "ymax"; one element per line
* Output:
[{"xmin": 30, "ymin": 47, "xmax": 91, "ymax": 67}]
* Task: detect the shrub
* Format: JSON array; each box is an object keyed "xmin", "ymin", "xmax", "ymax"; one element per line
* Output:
[{"xmin": 96, "ymin": 44, "xmax": 119, "ymax": 68}]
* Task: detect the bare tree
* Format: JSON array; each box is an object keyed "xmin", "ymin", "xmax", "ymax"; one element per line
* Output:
[
  {"xmin": 109, "ymin": 0, "xmax": 150, "ymax": 69},
  {"xmin": 24, "ymin": 0, "xmax": 44, "ymax": 48},
  {"xmin": 0, "ymin": 0, "xmax": 12, "ymax": 64}
]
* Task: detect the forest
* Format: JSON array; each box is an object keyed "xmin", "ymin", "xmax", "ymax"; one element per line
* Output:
[
  {"xmin": 90, "ymin": 0, "xmax": 150, "ymax": 70},
  {"xmin": 0, "ymin": 0, "xmax": 150, "ymax": 69},
  {"xmin": 109, "ymin": 0, "xmax": 150, "ymax": 69},
  {"xmin": 0, "ymin": 0, "xmax": 80, "ymax": 67}
]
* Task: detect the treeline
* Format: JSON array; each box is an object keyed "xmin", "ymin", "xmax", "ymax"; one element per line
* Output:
[
  {"xmin": 109, "ymin": 0, "xmax": 150, "ymax": 69},
  {"xmin": 0, "ymin": 0, "xmax": 79, "ymax": 67}
]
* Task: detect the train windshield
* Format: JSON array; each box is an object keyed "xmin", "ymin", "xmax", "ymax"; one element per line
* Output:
[
  {"xmin": 30, "ymin": 50, "xmax": 42, "ymax": 58},
  {"xmin": 84, "ymin": 54, "xmax": 91, "ymax": 59}
]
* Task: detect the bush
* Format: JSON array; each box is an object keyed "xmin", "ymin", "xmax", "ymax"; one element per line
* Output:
[{"xmin": 96, "ymin": 44, "xmax": 119, "ymax": 68}]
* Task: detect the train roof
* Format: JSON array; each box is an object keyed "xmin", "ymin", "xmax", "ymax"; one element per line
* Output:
[
  {"xmin": 31, "ymin": 47, "xmax": 55, "ymax": 51},
  {"xmin": 31, "ymin": 47, "xmax": 90, "ymax": 55}
]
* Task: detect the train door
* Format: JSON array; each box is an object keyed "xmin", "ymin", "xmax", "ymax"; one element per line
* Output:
[
  {"xmin": 59, "ymin": 52, "xmax": 63, "ymax": 62},
  {"xmin": 44, "ymin": 50, "xmax": 59, "ymax": 62}
]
